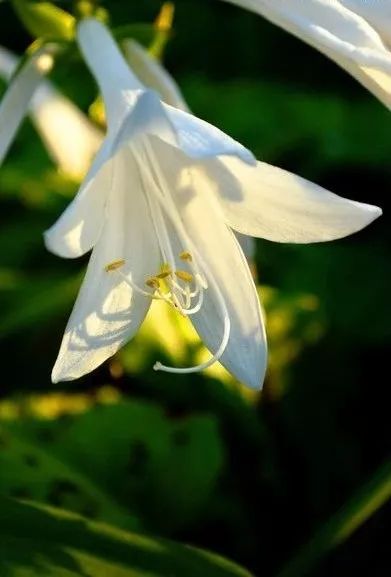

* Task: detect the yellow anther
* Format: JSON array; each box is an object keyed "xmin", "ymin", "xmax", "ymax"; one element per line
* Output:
[
  {"xmin": 157, "ymin": 271, "xmax": 171, "ymax": 279},
  {"xmin": 145, "ymin": 277, "xmax": 161, "ymax": 289},
  {"xmin": 175, "ymin": 270, "xmax": 194, "ymax": 283},
  {"xmin": 179, "ymin": 251, "xmax": 193, "ymax": 262},
  {"xmin": 156, "ymin": 262, "xmax": 172, "ymax": 279},
  {"xmin": 105, "ymin": 259, "xmax": 125, "ymax": 272}
]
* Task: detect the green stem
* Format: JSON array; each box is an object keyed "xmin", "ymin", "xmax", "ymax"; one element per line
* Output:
[{"xmin": 276, "ymin": 460, "xmax": 391, "ymax": 577}]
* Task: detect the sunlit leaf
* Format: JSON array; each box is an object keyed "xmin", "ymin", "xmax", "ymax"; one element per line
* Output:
[
  {"xmin": 7, "ymin": 400, "xmax": 225, "ymax": 532},
  {"xmin": 0, "ymin": 497, "xmax": 254, "ymax": 576},
  {"xmin": 0, "ymin": 423, "xmax": 139, "ymax": 531}
]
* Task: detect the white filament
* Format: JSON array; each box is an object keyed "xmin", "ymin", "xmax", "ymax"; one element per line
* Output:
[{"xmin": 141, "ymin": 137, "xmax": 232, "ymax": 374}]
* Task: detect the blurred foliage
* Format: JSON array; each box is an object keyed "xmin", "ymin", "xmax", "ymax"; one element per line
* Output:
[
  {"xmin": 0, "ymin": 497, "xmax": 253, "ymax": 576},
  {"xmin": 1, "ymin": 395, "xmax": 225, "ymax": 535},
  {"xmin": 0, "ymin": 0, "xmax": 390, "ymax": 576}
]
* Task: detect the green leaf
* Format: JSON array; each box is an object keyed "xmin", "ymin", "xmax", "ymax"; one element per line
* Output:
[
  {"xmin": 0, "ymin": 423, "xmax": 139, "ymax": 532},
  {"xmin": 10, "ymin": 401, "xmax": 225, "ymax": 532},
  {"xmin": 276, "ymin": 460, "xmax": 391, "ymax": 577},
  {"xmin": 148, "ymin": 416, "xmax": 225, "ymax": 531},
  {"xmin": 0, "ymin": 497, "xmax": 254, "ymax": 576}
]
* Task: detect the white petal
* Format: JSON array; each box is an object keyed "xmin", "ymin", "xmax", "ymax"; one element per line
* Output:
[
  {"xmin": 236, "ymin": 232, "xmax": 256, "ymax": 261},
  {"xmin": 123, "ymin": 39, "xmax": 190, "ymax": 112},
  {"xmin": 165, "ymin": 103, "xmax": 255, "ymax": 164},
  {"xmin": 192, "ymin": 230, "xmax": 266, "ymax": 390},
  {"xmin": 160, "ymin": 144, "xmax": 266, "ymax": 389},
  {"xmin": 208, "ymin": 157, "xmax": 382, "ymax": 243},
  {"xmin": 223, "ymin": 0, "xmax": 391, "ymax": 108},
  {"xmin": 77, "ymin": 19, "xmax": 144, "ymax": 126},
  {"xmin": 114, "ymin": 91, "xmax": 178, "ymax": 150},
  {"xmin": 44, "ymin": 138, "xmax": 113, "ymax": 258},
  {"xmin": 0, "ymin": 46, "xmax": 54, "ymax": 164},
  {"xmin": 30, "ymin": 84, "xmax": 102, "ymax": 180},
  {"xmin": 341, "ymin": 0, "xmax": 391, "ymax": 46},
  {"xmin": 52, "ymin": 150, "xmax": 160, "ymax": 382},
  {"xmin": 77, "ymin": 19, "xmax": 255, "ymax": 164},
  {"xmin": 0, "ymin": 46, "xmax": 102, "ymax": 179},
  {"xmin": 45, "ymin": 91, "xmax": 174, "ymax": 260},
  {"xmin": 0, "ymin": 46, "xmax": 18, "ymax": 79},
  {"xmin": 115, "ymin": 89, "xmax": 255, "ymax": 165}
]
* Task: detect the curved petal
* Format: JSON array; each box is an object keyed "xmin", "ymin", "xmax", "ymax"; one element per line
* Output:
[
  {"xmin": 223, "ymin": 0, "xmax": 391, "ymax": 108},
  {"xmin": 77, "ymin": 19, "xmax": 144, "ymax": 126},
  {"xmin": 77, "ymin": 19, "xmax": 255, "ymax": 164},
  {"xmin": 158, "ymin": 144, "xmax": 266, "ymax": 389},
  {"xmin": 115, "ymin": 89, "xmax": 255, "ymax": 165},
  {"xmin": 165, "ymin": 103, "xmax": 255, "ymax": 164},
  {"xmin": 30, "ymin": 84, "xmax": 102, "ymax": 180},
  {"xmin": 236, "ymin": 232, "xmax": 256, "ymax": 261},
  {"xmin": 0, "ymin": 46, "xmax": 18, "ymax": 79},
  {"xmin": 0, "ymin": 45, "xmax": 54, "ymax": 164},
  {"xmin": 44, "ymin": 138, "xmax": 114, "ymax": 258},
  {"xmin": 341, "ymin": 0, "xmax": 391, "ymax": 46},
  {"xmin": 191, "ymin": 229, "xmax": 266, "ymax": 390},
  {"xmin": 123, "ymin": 39, "xmax": 190, "ymax": 112},
  {"xmin": 52, "ymin": 150, "xmax": 160, "ymax": 382},
  {"xmin": 1, "ymin": 45, "xmax": 100, "ymax": 187},
  {"xmin": 207, "ymin": 157, "xmax": 382, "ymax": 243},
  {"xmin": 0, "ymin": 46, "xmax": 102, "ymax": 179}
]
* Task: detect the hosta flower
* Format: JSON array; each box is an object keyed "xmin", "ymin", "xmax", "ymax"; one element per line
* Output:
[
  {"xmin": 46, "ymin": 18, "xmax": 381, "ymax": 388},
  {"xmin": 223, "ymin": 0, "xmax": 391, "ymax": 109},
  {"xmin": 0, "ymin": 44, "xmax": 55, "ymax": 164},
  {"xmin": 123, "ymin": 39, "xmax": 256, "ymax": 262},
  {"xmin": 0, "ymin": 45, "xmax": 101, "ymax": 179},
  {"xmin": 123, "ymin": 38, "xmax": 190, "ymax": 112}
]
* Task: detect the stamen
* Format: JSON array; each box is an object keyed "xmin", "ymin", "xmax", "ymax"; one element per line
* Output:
[
  {"xmin": 157, "ymin": 270, "xmax": 172, "ymax": 279},
  {"xmin": 159, "ymin": 262, "xmax": 172, "ymax": 274},
  {"xmin": 131, "ymin": 138, "xmax": 232, "ymax": 375},
  {"xmin": 139, "ymin": 140, "xmax": 231, "ymax": 374},
  {"xmin": 196, "ymin": 273, "xmax": 208, "ymax": 290},
  {"xmin": 145, "ymin": 277, "xmax": 161, "ymax": 289},
  {"xmin": 180, "ymin": 251, "xmax": 193, "ymax": 262},
  {"xmin": 175, "ymin": 270, "xmax": 194, "ymax": 283},
  {"xmin": 104, "ymin": 259, "xmax": 125, "ymax": 272}
]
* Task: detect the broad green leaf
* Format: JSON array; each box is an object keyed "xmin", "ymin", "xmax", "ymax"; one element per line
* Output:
[
  {"xmin": 0, "ymin": 497, "xmax": 254, "ymax": 576},
  {"xmin": 0, "ymin": 423, "xmax": 139, "ymax": 532},
  {"xmin": 7, "ymin": 400, "xmax": 225, "ymax": 532}
]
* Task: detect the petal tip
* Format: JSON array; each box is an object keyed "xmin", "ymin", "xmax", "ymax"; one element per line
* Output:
[
  {"xmin": 371, "ymin": 205, "xmax": 383, "ymax": 219},
  {"xmin": 51, "ymin": 359, "xmax": 70, "ymax": 384},
  {"xmin": 43, "ymin": 227, "xmax": 84, "ymax": 259},
  {"xmin": 246, "ymin": 364, "xmax": 267, "ymax": 391}
]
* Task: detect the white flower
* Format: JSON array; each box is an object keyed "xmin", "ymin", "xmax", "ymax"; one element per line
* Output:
[
  {"xmin": 122, "ymin": 39, "xmax": 256, "ymax": 261},
  {"xmin": 223, "ymin": 0, "xmax": 391, "ymax": 109},
  {"xmin": 46, "ymin": 18, "xmax": 381, "ymax": 389},
  {"xmin": 0, "ymin": 45, "xmax": 101, "ymax": 179},
  {"xmin": 0, "ymin": 45, "xmax": 55, "ymax": 164},
  {"xmin": 122, "ymin": 39, "xmax": 190, "ymax": 112},
  {"xmin": 0, "ymin": 39, "xmax": 259, "ymax": 262}
]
